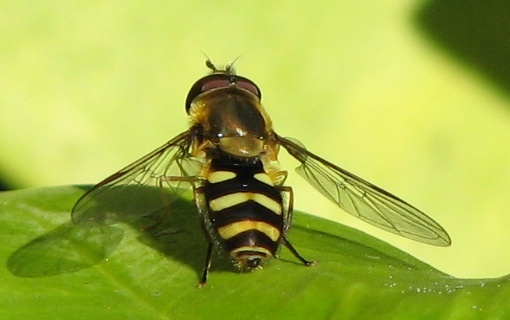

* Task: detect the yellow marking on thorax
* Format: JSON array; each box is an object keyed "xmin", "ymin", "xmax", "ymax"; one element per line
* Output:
[
  {"xmin": 218, "ymin": 221, "xmax": 281, "ymax": 241},
  {"xmin": 209, "ymin": 192, "xmax": 282, "ymax": 215},
  {"xmin": 207, "ymin": 170, "xmax": 236, "ymax": 183}
]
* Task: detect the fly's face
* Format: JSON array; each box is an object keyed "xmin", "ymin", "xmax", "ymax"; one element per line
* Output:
[{"xmin": 185, "ymin": 69, "xmax": 274, "ymax": 159}]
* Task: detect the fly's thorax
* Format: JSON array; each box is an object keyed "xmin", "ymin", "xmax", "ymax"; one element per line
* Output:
[
  {"xmin": 218, "ymin": 136, "xmax": 265, "ymax": 158},
  {"xmin": 188, "ymin": 88, "xmax": 274, "ymax": 158}
]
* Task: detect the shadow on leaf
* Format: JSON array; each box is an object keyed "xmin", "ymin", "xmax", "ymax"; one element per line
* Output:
[
  {"xmin": 8, "ymin": 222, "xmax": 124, "ymax": 277},
  {"xmin": 7, "ymin": 185, "xmax": 455, "ymax": 285},
  {"xmin": 7, "ymin": 186, "xmax": 234, "ymax": 280}
]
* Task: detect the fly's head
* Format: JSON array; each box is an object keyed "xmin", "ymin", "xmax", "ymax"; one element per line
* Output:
[{"xmin": 186, "ymin": 60, "xmax": 274, "ymax": 159}]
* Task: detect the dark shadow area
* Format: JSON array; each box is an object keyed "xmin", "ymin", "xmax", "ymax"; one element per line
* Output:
[
  {"xmin": 7, "ymin": 186, "xmax": 235, "ymax": 281},
  {"xmin": 7, "ymin": 184, "xmax": 430, "ymax": 283},
  {"xmin": 7, "ymin": 222, "xmax": 125, "ymax": 277},
  {"xmin": 0, "ymin": 176, "xmax": 13, "ymax": 191},
  {"xmin": 415, "ymin": 0, "xmax": 510, "ymax": 100}
]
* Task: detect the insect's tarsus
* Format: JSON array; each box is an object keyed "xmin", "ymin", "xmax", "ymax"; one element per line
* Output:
[
  {"xmin": 198, "ymin": 243, "xmax": 214, "ymax": 288},
  {"xmin": 282, "ymin": 238, "xmax": 315, "ymax": 266}
]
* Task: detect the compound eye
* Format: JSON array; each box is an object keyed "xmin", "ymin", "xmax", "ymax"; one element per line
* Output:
[
  {"xmin": 234, "ymin": 78, "xmax": 261, "ymax": 98},
  {"xmin": 185, "ymin": 74, "xmax": 261, "ymax": 113},
  {"xmin": 200, "ymin": 78, "xmax": 232, "ymax": 92}
]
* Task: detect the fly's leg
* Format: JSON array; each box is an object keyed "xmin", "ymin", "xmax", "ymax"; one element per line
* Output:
[
  {"xmin": 194, "ymin": 185, "xmax": 215, "ymax": 287},
  {"xmin": 282, "ymin": 238, "xmax": 315, "ymax": 266},
  {"xmin": 280, "ymin": 186, "xmax": 315, "ymax": 267},
  {"xmin": 198, "ymin": 243, "xmax": 214, "ymax": 288}
]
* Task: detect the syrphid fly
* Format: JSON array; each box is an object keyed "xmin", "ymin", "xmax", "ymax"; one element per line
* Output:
[{"xmin": 72, "ymin": 60, "xmax": 451, "ymax": 286}]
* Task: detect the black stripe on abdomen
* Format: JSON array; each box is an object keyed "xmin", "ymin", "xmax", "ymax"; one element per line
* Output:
[
  {"xmin": 224, "ymin": 229, "xmax": 279, "ymax": 255},
  {"xmin": 210, "ymin": 200, "xmax": 283, "ymax": 228},
  {"xmin": 202, "ymin": 158, "xmax": 285, "ymax": 263}
]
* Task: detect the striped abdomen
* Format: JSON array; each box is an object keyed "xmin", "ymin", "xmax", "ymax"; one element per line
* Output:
[{"xmin": 201, "ymin": 157, "xmax": 285, "ymax": 269}]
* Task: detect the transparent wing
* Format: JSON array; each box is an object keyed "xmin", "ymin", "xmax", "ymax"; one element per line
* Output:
[
  {"xmin": 72, "ymin": 130, "xmax": 201, "ymax": 226},
  {"xmin": 277, "ymin": 134, "xmax": 451, "ymax": 246}
]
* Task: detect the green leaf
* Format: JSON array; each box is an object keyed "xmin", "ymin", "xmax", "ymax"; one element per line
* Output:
[{"xmin": 1, "ymin": 186, "xmax": 508, "ymax": 319}]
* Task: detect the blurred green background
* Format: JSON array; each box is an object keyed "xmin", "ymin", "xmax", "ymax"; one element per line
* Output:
[{"xmin": 1, "ymin": 0, "xmax": 509, "ymax": 280}]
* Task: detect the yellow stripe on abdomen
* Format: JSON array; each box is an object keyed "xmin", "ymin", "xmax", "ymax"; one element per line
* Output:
[
  {"xmin": 209, "ymin": 192, "xmax": 282, "ymax": 215},
  {"xmin": 253, "ymin": 173, "xmax": 274, "ymax": 186},
  {"xmin": 230, "ymin": 246, "xmax": 272, "ymax": 258},
  {"xmin": 218, "ymin": 220, "xmax": 281, "ymax": 241},
  {"xmin": 207, "ymin": 170, "xmax": 236, "ymax": 183}
]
